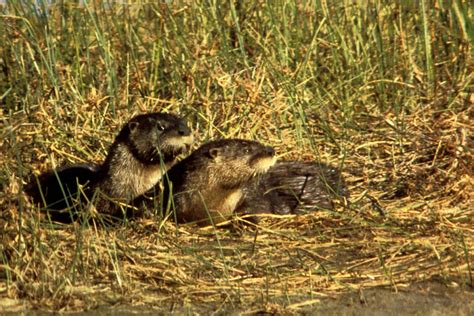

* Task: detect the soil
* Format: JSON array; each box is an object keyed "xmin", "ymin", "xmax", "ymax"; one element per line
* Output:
[
  {"xmin": 2, "ymin": 279, "xmax": 472, "ymax": 315},
  {"xmin": 310, "ymin": 280, "xmax": 474, "ymax": 316}
]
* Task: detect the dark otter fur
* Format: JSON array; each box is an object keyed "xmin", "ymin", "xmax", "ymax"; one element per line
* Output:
[
  {"xmin": 139, "ymin": 139, "xmax": 277, "ymax": 226},
  {"xmin": 238, "ymin": 161, "xmax": 349, "ymax": 218},
  {"xmin": 25, "ymin": 164, "xmax": 99, "ymax": 219},
  {"xmin": 25, "ymin": 112, "xmax": 193, "ymax": 221}
]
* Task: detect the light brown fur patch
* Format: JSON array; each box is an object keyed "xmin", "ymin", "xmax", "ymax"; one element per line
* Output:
[
  {"xmin": 165, "ymin": 134, "xmax": 194, "ymax": 147},
  {"xmin": 98, "ymin": 143, "xmax": 170, "ymax": 200},
  {"xmin": 253, "ymin": 156, "xmax": 277, "ymax": 173}
]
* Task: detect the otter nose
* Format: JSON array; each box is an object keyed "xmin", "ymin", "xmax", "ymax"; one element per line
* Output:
[
  {"xmin": 178, "ymin": 122, "xmax": 191, "ymax": 136},
  {"xmin": 265, "ymin": 146, "xmax": 275, "ymax": 156}
]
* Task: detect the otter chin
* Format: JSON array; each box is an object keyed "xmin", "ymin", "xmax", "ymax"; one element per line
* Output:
[
  {"xmin": 164, "ymin": 134, "xmax": 194, "ymax": 149},
  {"xmin": 251, "ymin": 155, "xmax": 277, "ymax": 174}
]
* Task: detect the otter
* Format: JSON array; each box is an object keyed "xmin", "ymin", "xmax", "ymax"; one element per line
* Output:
[
  {"xmin": 26, "ymin": 163, "xmax": 98, "ymax": 214},
  {"xmin": 25, "ymin": 112, "xmax": 193, "ymax": 221},
  {"xmin": 238, "ymin": 161, "xmax": 349, "ymax": 218},
  {"xmin": 137, "ymin": 139, "xmax": 277, "ymax": 226}
]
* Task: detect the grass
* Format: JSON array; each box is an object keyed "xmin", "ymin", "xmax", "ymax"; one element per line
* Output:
[{"xmin": 1, "ymin": 0, "xmax": 473, "ymax": 313}]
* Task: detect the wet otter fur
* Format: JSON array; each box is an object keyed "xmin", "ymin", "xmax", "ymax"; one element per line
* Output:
[
  {"xmin": 140, "ymin": 139, "xmax": 277, "ymax": 226},
  {"xmin": 25, "ymin": 112, "xmax": 193, "ymax": 221},
  {"xmin": 239, "ymin": 161, "xmax": 349, "ymax": 218}
]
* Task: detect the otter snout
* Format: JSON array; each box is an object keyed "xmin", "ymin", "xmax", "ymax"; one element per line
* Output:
[
  {"xmin": 177, "ymin": 122, "xmax": 191, "ymax": 136},
  {"xmin": 264, "ymin": 146, "xmax": 275, "ymax": 156}
]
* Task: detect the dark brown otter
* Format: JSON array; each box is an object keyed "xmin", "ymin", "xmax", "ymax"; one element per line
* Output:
[
  {"xmin": 25, "ymin": 112, "xmax": 193, "ymax": 221},
  {"xmin": 238, "ymin": 161, "xmax": 349, "ymax": 218},
  {"xmin": 139, "ymin": 139, "xmax": 277, "ymax": 226},
  {"xmin": 26, "ymin": 164, "xmax": 98, "ymax": 216}
]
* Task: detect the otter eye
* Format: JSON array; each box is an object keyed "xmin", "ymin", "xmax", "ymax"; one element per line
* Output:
[
  {"xmin": 128, "ymin": 121, "xmax": 140, "ymax": 132},
  {"xmin": 157, "ymin": 123, "xmax": 165, "ymax": 131}
]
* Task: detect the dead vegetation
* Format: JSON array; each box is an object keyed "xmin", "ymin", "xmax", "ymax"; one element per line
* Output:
[
  {"xmin": 1, "ymin": 1, "xmax": 473, "ymax": 313},
  {"xmin": 1, "ymin": 102, "xmax": 472, "ymax": 313}
]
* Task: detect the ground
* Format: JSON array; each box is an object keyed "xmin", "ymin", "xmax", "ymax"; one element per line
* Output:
[{"xmin": 1, "ymin": 1, "xmax": 473, "ymax": 314}]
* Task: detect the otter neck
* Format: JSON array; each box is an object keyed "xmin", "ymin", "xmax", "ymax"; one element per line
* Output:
[{"xmin": 99, "ymin": 142, "xmax": 170, "ymax": 200}]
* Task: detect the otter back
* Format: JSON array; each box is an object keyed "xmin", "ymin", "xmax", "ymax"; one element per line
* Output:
[
  {"xmin": 24, "ymin": 164, "xmax": 98, "ymax": 215},
  {"xmin": 239, "ymin": 161, "xmax": 349, "ymax": 217}
]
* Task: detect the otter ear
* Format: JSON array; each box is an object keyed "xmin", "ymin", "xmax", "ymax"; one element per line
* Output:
[
  {"xmin": 208, "ymin": 148, "xmax": 220, "ymax": 159},
  {"xmin": 128, "ymin": 121, "xmax": 140, "ymax": 133}
]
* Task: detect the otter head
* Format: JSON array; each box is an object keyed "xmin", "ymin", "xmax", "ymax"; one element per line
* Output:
[
  {"xmin": 199, "ymin": 139, "xmax": 277, "ymax": 189},
  {"xmin": 119, "ymin": 112, "xmax": 193, "ymax": 165}
]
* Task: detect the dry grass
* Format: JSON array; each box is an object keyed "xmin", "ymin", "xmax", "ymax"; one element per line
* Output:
[
  {"xmin": 1, "ymin": 0, "xmax": 473, "ymax": 313},
  {"xmin": 3, "ymin": 107, "xmax": 472, "ymax": 313}
]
